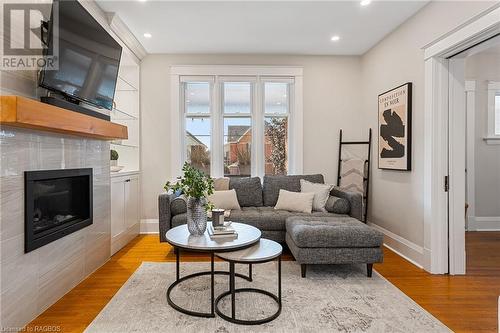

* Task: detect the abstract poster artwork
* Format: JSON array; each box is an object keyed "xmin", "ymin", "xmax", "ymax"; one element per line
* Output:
[{"xmin": 378, "ymin": 83, "xmax": 412, "ymax": 171}]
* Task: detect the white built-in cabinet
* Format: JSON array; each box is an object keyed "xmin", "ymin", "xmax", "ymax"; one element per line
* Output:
[
  {"xmin": 110, "ymin": 48, "xmax": 141, "ymax": 254},
  {"xmin": 111, "ymin": 172, "xmax": 140, "ymax": 255}
]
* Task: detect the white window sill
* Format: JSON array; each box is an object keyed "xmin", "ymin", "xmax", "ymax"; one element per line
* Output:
[{"xmin": 483, "ymin": 136, "xmax": 500, "ymax": 145}]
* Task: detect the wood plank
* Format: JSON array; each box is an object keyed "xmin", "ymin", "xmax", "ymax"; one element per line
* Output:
[
  {"xmin": 0, "ymin": 96, "xmax": 127, "ymax": 140},
  {"xmin": 25, "ymin": 232, "xmax": 500, "ymax": 333}
]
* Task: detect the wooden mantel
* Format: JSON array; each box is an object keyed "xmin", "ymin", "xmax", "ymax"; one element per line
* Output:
[{"xmin": 0, "ymin": 96, "xmax": 128, "ymax": 140}]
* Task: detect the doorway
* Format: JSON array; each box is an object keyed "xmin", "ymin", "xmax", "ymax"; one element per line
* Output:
[
  {"xmin": 447, "ymin": 35, "xmax": 500, "ymax": 274},
  {"xmin": 422, "ymin": 5, "xmax": 500, "ymax": 275}
]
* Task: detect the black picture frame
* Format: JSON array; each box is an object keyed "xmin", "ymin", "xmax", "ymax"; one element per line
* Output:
[{"xmin": 378, "ymin": 82, "xmax": 412, "ymax": 171}]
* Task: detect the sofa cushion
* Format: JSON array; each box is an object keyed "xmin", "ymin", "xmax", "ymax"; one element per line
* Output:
[
  {"xmin": 274, "ymin": 190, "xmax": 315, "ymax": 213},
  {"xmin": 170, "ymin": 195, "xmax": 187, "ymax": 216},
  {"xmin": 325, "ymin": 196, "xmax": 351, "ymax": 214},
  {"xmin": 285, "ymin": 216, "xmax": 383, "ymax": 248},
  {"xmin": 208, "ymin": 189, "xmax": 241, "ymax": 210},
  {"xmin": 229, "ymin": 177, "xmax": 263, "ymax": 207},
  {"xmin": 263, "ymin": 174, "xmax": 324, "ymax": 207},
  {"xmin": 228, "ymin": 206, "xmax": 341, "ymax": 231},
  {"xmin": 171, "ymin": 213, "xmax": 187, "ymax": 228},
  {"xmin": 300, "ymin": 179, "xmax": 333, "ymax": 212},
  {"xmin": 170, "ymin": 206, "xmax": 345, "ymax": 231}
]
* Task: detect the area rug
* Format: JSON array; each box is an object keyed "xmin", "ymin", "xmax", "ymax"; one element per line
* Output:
[{"xmin": 85, "ymin": 262, "xmax": 450, "ymax": 333}]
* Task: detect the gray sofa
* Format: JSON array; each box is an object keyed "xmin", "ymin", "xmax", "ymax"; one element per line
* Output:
[
  {"xmin": 158, "ymin": 174, "xmax": 363, "ymax": 243},
  {"xmin": 158, "ymin": 174, "xmax": 383, "ymax": 277}
]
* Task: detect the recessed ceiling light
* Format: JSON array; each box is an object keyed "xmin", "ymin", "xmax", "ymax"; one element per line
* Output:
[
  {"xmin": 331, "ymin": 35, "xmax": 340, "ymax": 42},
  {"xmin": 360, "ymin": 0, "xmax": 371, "ymax": 6},
  {"xmin": 138, "ymin": 0, "xmax": 147, "ymax": 2},
  {"xmin": 143, "ymin": 33, "xmax": 152, "ymax": 38}
]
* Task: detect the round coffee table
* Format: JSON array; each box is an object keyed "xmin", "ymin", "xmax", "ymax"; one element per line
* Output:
[
  {"xmin": 215, "ymin": 239, "xmax": 283, "ymax": 325},
  {"xmin": 165, "ymin": 222, "xmax": 261, "ymax": 318}
]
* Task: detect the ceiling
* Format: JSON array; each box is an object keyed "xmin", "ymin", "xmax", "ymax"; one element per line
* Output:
[{"xmin": 97, "ymin": 1, "xmax": 428, "ymax": 56}]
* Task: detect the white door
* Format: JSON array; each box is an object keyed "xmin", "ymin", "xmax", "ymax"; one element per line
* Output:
[{"xmin": 448, "ymin": 57, "xmax": 467, "ymax": 275}]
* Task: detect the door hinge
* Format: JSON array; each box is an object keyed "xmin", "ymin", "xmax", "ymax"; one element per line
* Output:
[{"xmin": 444, "ymin": 175, "xmax": 449, "ymax": 192}]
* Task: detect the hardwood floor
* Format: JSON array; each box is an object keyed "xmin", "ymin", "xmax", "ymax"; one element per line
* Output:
[{"xmin": 26, "ymin": 232, "xmax": 500, "ymax": 333}]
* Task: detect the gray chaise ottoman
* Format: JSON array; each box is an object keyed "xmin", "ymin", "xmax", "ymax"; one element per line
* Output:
[{"xmin": 285, "ymin": 216, "xmax": 384, "ymax": 278}]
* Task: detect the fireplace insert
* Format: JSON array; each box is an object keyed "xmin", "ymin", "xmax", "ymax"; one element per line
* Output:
[{"xmin": 24, "ymin": 168, "xmax": 93, "ymax": 253}]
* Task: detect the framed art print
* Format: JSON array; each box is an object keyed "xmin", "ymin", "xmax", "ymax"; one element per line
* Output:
[{"xmin": 378, "ymin": 82, "xmax": 412, "ymax": 171}]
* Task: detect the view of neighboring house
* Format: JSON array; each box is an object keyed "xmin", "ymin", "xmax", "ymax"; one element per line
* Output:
[{"xmin": 224, "ymin": 121, "xmax": 288, "ymax": 176}]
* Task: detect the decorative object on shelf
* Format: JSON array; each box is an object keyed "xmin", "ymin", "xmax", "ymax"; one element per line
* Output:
[
  {"xmin": 110, "ymin": 149, "xmax": 119, "ymax": 167},
  {"xmin": 110, "ymin": 166, "xmax": 124, "ymax": 173},
  {"xmin": 378, "ymin": 82, "xmax": 412, "ymax": 171},
  {"xmin": 164, "ymin": 163, "xmax": 214, "ymax": 236}
]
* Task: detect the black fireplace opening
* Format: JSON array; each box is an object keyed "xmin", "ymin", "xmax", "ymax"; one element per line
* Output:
[{"xmin": 25, "ymin": 168, "xmax": 93, "ymax": 253}]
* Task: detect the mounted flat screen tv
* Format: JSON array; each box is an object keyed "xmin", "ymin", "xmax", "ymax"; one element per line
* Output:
[{"xmin": 39, "ymin": 0, "xmax": 122, "ymax": 110}]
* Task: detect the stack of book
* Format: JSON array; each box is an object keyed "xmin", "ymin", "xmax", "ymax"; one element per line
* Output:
[{"xmin": 208, "ymin": 222, "xmax": 238, "ymax": 241}]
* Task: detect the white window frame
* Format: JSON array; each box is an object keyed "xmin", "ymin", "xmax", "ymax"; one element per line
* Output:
[
  {"xmin": 170, "ymin": 65, "xmax": 303, "ymax": 179},
  {"xmin": 485, "ymin": 81, "xmax": 500, "ymax": 145}
]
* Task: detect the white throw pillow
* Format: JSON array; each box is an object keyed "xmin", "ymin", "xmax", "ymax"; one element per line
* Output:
[
  {"xmin": 274, "ymin": 189, "xmax": 315, "ymax": 214},
  {"xmin": 208, "ymin": 189, "xmax": 241, "ymax": 210},
  {"xmin": 300, "ymin": 179, "xmax": 333, "ymax": 212}
]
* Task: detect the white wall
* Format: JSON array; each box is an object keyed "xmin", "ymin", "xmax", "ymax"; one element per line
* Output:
[
  {"xmin": 465, "ymin": 52, "xmax": 500, "ymax": 218},
  {"xmin": 359, "ymin": 1, "xmax": 496, "ymax": 261},
  {"xmin": 140, "ymin": 54, "xmax": 364, "ymax": 219}
]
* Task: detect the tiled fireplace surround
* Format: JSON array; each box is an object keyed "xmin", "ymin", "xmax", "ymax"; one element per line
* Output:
[{"xmin": 0, "ymin": 127, "xmax": 111, "ymax": 327}]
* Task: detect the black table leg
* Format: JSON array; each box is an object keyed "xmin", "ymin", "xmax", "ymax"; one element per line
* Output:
[
  {"xmin": 230, "ymin": 262, "xmax": 236, "ymax": 319},
  {"xmin": 175, "ymin": 247, "xmax": 180, "ymax": 281},
  {"xmin": 211, "ymin": 253, "xmax": 215, "ymax": 316},
  {"xmin": 278, "ymin": 256, "xmax": 282, "ymax": 305},
  {"xmin": 248, "ymin": 263, "xmax": 253, "ymax": 282}
]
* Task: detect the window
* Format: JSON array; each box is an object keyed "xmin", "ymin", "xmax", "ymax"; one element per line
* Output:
[
  {"xmin": 173, "ymin": 66, "xmax": 303, "ymax": 178},
  {"xmin": 223, "ymin": 82, "xmax": 252, "ymax": 176},
  {"xmin": 486, "ymin": 81, "xmax": 500, "ymax": 144},
  {"xmin": 184, "ymin": 82, "xmax": 211, "ymax": 175},
  {"xmin": 264, "ymin": 82, "xmax": 289, "ymax": 175}
]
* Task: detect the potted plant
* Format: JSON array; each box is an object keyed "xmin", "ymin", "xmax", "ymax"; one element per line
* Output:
[
  {"xmin": 164, "ymin": 162, "xmax": 214, "ymax": 236},
  {"xmin": 110, "ymin": 149, "xmax": 119, "ymax": 167}
]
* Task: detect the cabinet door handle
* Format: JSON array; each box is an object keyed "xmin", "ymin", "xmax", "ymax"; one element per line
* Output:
[{"xmin": 125, "ymin": 179, "xmax": 131, "ymax": 182}]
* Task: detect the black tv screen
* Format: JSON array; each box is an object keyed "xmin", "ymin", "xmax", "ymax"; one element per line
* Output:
[{"xmin": 40, "ymin": 0, "xmax": 122, "ymax": 110}]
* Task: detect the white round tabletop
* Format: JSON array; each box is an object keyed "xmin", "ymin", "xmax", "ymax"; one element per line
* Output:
[
  {"xmin": 165, "ymin": 222, "xmax": 261, "ymax": 251},
  {"xmin": 215, "ymin": 238, "xmax": 282, "ymax": 263}
]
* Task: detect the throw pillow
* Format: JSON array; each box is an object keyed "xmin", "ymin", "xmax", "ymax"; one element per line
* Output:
[
  {"xmin": 325, "ymin": 195, "xmax": 351, "ymax": 214},
  {"xmin": 170, "ymin": 195, "xmax": 187, "ymax": 215},
  {"xmin": 213, "ymin": 177, "xmax": 230, "ymax": 191},
  {"xmin": 208, "ymin": 189, "xmax": 241, "ymax": 210},
  {"xmin": 229, "ymin": 177, "xmax": 263, "ymax": 207},
  {"xmin": 274, "ymin": 189, "xmax": 315, "ymax": 214},
  {"xmin": 300, "ymin": 179, "xmax": 333, "ymax": 212}
]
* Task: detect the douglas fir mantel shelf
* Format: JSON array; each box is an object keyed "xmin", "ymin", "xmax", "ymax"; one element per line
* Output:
[{"xmin": 0, "ymin": 96, "xmax": 128, "ymax": 140}]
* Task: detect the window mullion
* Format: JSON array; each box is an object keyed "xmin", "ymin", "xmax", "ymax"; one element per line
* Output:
[
  {"xmin": 254, "ymin": 78, "xmax": 264, "ymax": 178},
  {"xmin": 211, "ymin": 78, "xmax": 223, "ymax": 178}
]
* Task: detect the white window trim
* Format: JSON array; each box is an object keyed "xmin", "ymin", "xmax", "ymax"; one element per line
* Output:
[
  {"xmin": 485, "ymin": 81, "xmax": 500, "ymax": 145},
  {"xmin": 170, "ymin": 65, "xmax": 303, "ymax": 179}
]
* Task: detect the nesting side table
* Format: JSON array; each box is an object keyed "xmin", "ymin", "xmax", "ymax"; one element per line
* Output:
[{"xmin": 215, "ymin": 238, "xmax": 283, "ymax": 325}]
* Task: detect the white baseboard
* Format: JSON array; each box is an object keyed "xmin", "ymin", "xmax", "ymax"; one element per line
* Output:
[
  {"xmin": 367, "ymin": 222, "xmax": 424, "ymax": 269},
  {"xmin": 467, "ymin": 216, "xmax": 500, "ymax": 231},
  {"xmin": 140, "ymin": 218, "xmax": 159, "ymax": 234}
]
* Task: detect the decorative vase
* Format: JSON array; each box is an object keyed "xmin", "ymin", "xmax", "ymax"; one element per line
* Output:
[
  {"xmin": 110, "ymin": 160, "xmax": 118, "ymax": 167},
  {"xmin": 186, "ymin": 197, "xmax": 208, "ymax": 236}
]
